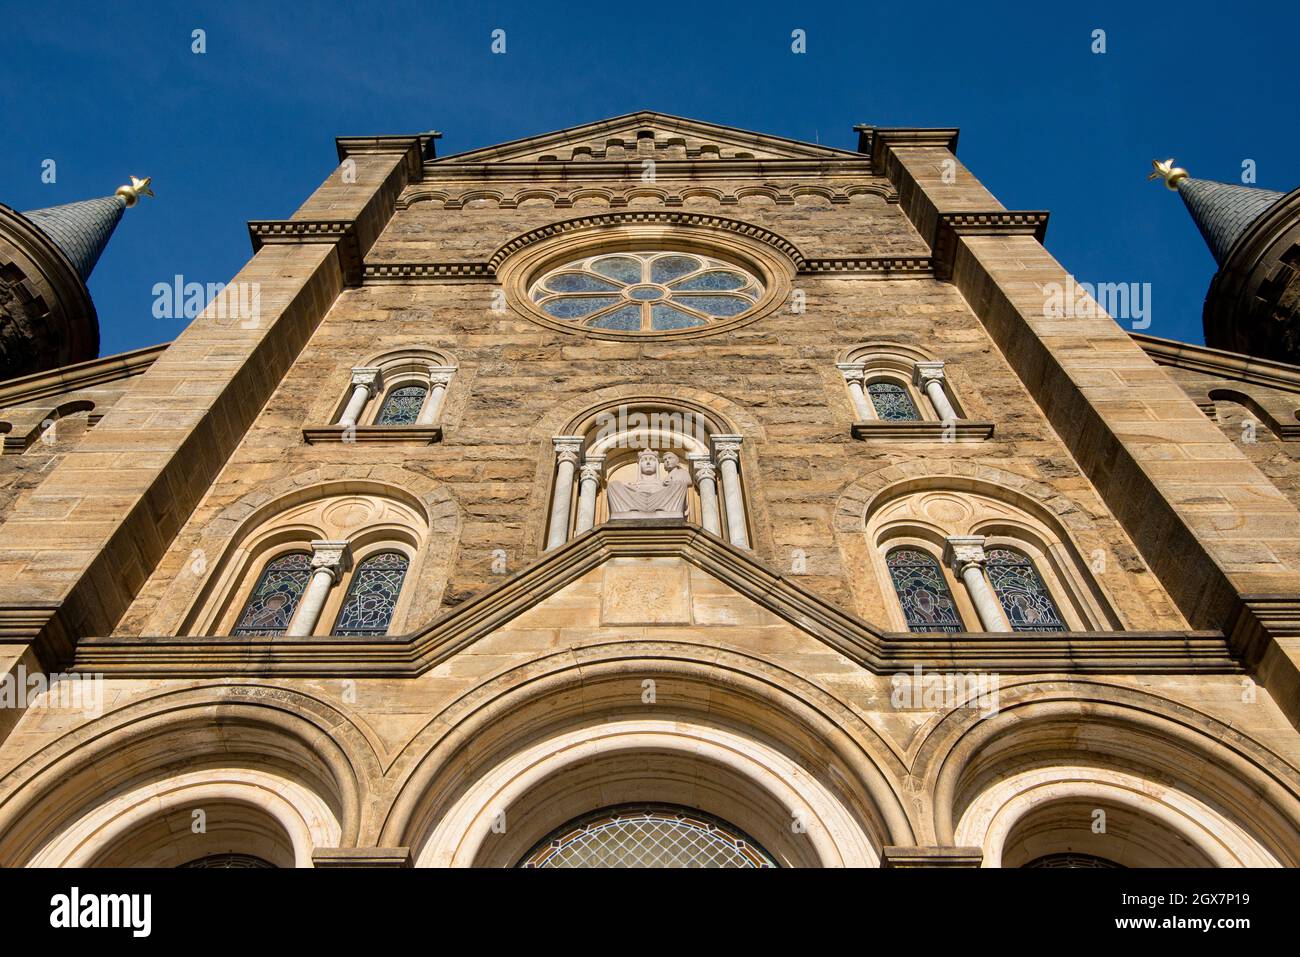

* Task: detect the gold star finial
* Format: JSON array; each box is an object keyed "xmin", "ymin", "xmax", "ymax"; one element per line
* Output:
[
  {"xmin": 1148, "ymin": 158, "xmax": 1188, "ymax": 190},
  {"xmin": 115, "ymin": 175, "xmax": 154, "ymax": 207}
]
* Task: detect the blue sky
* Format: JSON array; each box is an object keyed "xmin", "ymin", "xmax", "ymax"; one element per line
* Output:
[{"xmin": 2, "ymin": 0, "xmax": 1296, "ymax": 357}]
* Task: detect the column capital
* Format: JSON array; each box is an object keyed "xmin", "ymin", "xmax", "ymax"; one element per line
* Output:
[
  {"xmin": 687, "ymin": 453, "xmax": 717, "ymax": 482},
  {"xmin": 579, "ymin": 455, "xmax": 605, "ymax": 484},
  {"xmin": 309, "ymin": 540, "xmax": 353, "ymax": 582},
  {"xmin": 912, "ymin": 360, "xmax": 946, "ymax": 387},
  {"xmin": 712, "ymin": 434, "xmax": 743, "ymax": 463},
  {"xmin": 552, "ymin": 435, "xmax": 583, "ymax": 465},
  {"xmin": 836, "ymin": 361, "xmax": 867, "ymax": 383},
  {"xmin": 349, "ymin": 366, "xmax": 383, "ymax": 391},
  {"xmin": 943, "ymin": 535, "xmax": 987, "ymax": 574},
  {"xmin": 427, "ymin": 370, "xmax": 455, "ymax": 389}
]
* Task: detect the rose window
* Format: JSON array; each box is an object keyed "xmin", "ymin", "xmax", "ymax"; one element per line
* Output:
[{"xmin": 529, "ymin": 252, "xmax": 763, "ymax": 331}]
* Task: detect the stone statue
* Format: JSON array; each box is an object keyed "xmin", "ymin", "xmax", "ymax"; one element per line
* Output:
[{"xmin": 606, "ymin": 449, "xmax": 691, "ymax": 519}]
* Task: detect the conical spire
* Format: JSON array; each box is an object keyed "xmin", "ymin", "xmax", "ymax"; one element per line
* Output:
[
  {"xmin": 1149, "ymin": 159, "xmax": 1285, "ymax": 266},
  {"xmin": 19, "ymin": 176, "xmax": 152, "ymax": 281}
]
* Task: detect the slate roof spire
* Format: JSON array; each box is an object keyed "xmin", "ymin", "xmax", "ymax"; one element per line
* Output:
[
  {"xmin": 1149, "ymin": 159, "xmax": 1285, "ymax": 266},
  {"xmin": 19, "ymin": 175, "xmax": 152, "ymax": 281}
]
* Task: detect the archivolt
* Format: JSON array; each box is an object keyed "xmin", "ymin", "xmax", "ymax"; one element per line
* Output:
[
  {"xmin": 912, "ymin": 677, "xmax": 1300, "ymax": 863},
  {"xmin": 0, "ymin": 684, "xmax": 381, "ymax": 866},
  {"xmin": 376, "ymin": 642, "xmax": 916, "ymax": 864}
]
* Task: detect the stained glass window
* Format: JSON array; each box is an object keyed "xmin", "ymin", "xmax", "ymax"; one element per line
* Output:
[
  {"xmin": 868, "ymin": 381, "xmax": 920, "ymax": 421},
  {"xmin": 232, "ymin": 552, "xmax": 312, "ymax": 636},
  {"xmin": 985, "ymin": 547, "xmax": 1067, "ymax": 632},
  {"xmin": 376, "ymin": 385, "xmax": 427, "ymax": 425},
  {"xmin": 332, "ymin": 552, "xmax": 409, "ymax": 636},
  {"xmin": 519, "ymin": 805, "xmax": 777, "ymax": 868},
  {"xmin": 529, "ymin": 252, "xmax": 763, "ymax": 332},
  {"xmin": 886, "ymin": 548, "xmax": 965, "ymax": 633}
]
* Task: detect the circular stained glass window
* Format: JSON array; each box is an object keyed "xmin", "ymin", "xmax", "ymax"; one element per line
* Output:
[{"xmin": 529, "ymin": 252, "xmax": 764, "ymax": 332}]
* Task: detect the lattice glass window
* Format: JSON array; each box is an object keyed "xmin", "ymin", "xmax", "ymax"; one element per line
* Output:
[
  {"xmin": 180, "ymin": 854, "xmax": 276, "ymax": 869},
  {"xmin": 886, "ymin": 548, "xmax": 965, "ymax": 633},
  {"xmin": 1024, "ymin": 852, "xmax": 1122, "ymax": 869},
  {"xmin": 985, "ymin": 547, "xmax": 1067, "ymax": 632},
  {"xmin": 332, "ymin": 552, "xmax": 409, "ymax": 636},
  {"xmin": 867, "ymin": 381, "xmax": 920, "ymax": 421},
  {"xmin": 529, "ymin": 252, "xmax": 763, "ymax": 331},
  {"xmin": 232, "ymin": 552, "xmax": 312, "ymax": 636},
  {"xmin": 376, "ymin": 385, "xmax": 427, "ymax": 425},
  {"xmin": 520, "ymin": 804, "xmax": 777, "ymax": 868}
]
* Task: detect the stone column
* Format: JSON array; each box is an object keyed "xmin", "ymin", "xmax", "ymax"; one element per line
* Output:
[
  {"xmin": 416, "ymin": 365, "xmax": 456, "ymax": 425},
  {"xmin": 546, "ymin": 436, "xmax": 584, "ymax": 550},
  {"xmin": 837, "ymin": 362, "xmax": 873, "ymax": 420},
  {"xmin": 286, "ymin": 540, "xmax": 352, "ymax": 637},
  {"xmin": 688, "ymin": 454, "xmax": 722, "ymax": 536},
  {"xmin": 574, "ymin": 455, "xmax": 605, "ymax": 534},
  {"xmin": 338, "ymin": 367, "xmax": 383, "ymax": 427},
  {"xmin": 712, "ymin": 435, "xmax": 749, "ymax": 549},
  {"xmin": 944, "ymin": 536, "xmax": 1008, "ymax": 632},
  {"xmin": 913, "ymin": 361, "xmax": 958, "ymax": 422}
]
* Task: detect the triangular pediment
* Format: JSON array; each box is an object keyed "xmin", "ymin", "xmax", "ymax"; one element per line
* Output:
[{"xmin": 432, "ymin": 111, "xmax": 861, "ymax": 165}]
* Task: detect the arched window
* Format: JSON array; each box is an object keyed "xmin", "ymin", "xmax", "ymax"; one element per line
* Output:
[
  {"xmin": 886, "ymin": 547, "xmax": 965, "ymax": 633},
  {"xmin": 529, "ymin": 252, "xmax": 764, "ymax": 331},
  {"xmin": 985, "ymin": 547, "xmax": 1067, "ymax": 632},
  {"xmin": 231, "ymin": 552, "xmax": 312, "ymax": 636},
  {"xmin": 867, "ymin": 381, "xmax": 920, "ymax": 421},
  {"xmin": 332, "ymin": 552, "xmax": 410, "ymax": 636},
  {"xmin": 519, "ymin": 805, "xmax": 777, "ymax": 868},
  {"xmin": 376, "ymin": 385, "xmax": 428, "ymax": 425}
]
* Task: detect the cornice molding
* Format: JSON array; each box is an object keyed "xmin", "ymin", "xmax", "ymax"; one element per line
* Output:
[
  {"xmin": 302, "ymin": 425, "xmax": 442, "ymax": 445},
  {"xmin": 1132, "ymin": 331, "xmax": 1300, "ymax": 394},
  {"xmin": 801, "ymin": 257, "xmax": 934, "ymax": 278},
  {"xmin": 363, "ymin": 262, "xmax": 494, "ymax": 282},
  {"xmin": 247, "ymin": 219, "xmax": 363, "ymax": 285},
  {"xmin": 335, "ymin": 134, "xmax": 435, "ymax": 182},
  {"xmin": 931, "ymin": 210, "xmax": 1050, "ymax": 280},
  {"xmin": 71, "ymin": 523, "xmax": 1238, "ymax": 678},
  {"xmin": 361, "ymin": 257, "xmax": 933, "ymax": 283},
  {"xmin": 863, "ymin": 127, "xmax": 961, "ymax": 166},
  {"xmin": 851, "ymin": 420, "xmax": 994, "ymax": 440},
  {"xmin": 0, "ymin": 342, "xmax": 166, "ymax": 408},
  {"xmin": 419, "ymin": 159, "xmax": 877, "ymax": 182}
]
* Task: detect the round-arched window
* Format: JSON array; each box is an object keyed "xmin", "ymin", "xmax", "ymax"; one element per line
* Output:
[
  {"xmin": 519, "ymin": 804, "xmax": 777, "ymax": 868},
  {"xmin": 529, "ymin": 252, "xmax": 764, "ymax": 332}
]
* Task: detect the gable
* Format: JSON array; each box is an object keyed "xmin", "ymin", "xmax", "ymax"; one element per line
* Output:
[{"xmin": 433, "ymin": 111, "xmax": 861, "ymax": 165}]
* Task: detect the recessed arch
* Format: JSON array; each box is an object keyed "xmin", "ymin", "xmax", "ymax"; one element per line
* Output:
[
  {"xmin": 381, "ymin": 645, "xmax": 914, "ymax": 866},
  {"xmin": 0, "ymin": 685, "xmax": 376, "ymax": 867},
  {"xmin": 913, "ymin": 679, "xmax": 1300, "ymax": 866}
]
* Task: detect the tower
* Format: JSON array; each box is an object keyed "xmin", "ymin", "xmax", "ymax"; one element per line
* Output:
[
  {"xmin": 1, "ymin": 116, "xmax": 1300, "ymax": 868},
  {"xmin": 1150, "ymin": 158, "xmax": 1300, "ymax": 361},
  {"xmin": 0, "ymin": 176, "xmax": 151, "ymax": 380}
]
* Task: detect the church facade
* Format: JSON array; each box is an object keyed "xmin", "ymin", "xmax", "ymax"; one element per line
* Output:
[{"xmin": 1, "ymin": 113, "xmax": 1299, "ymax": 867}]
